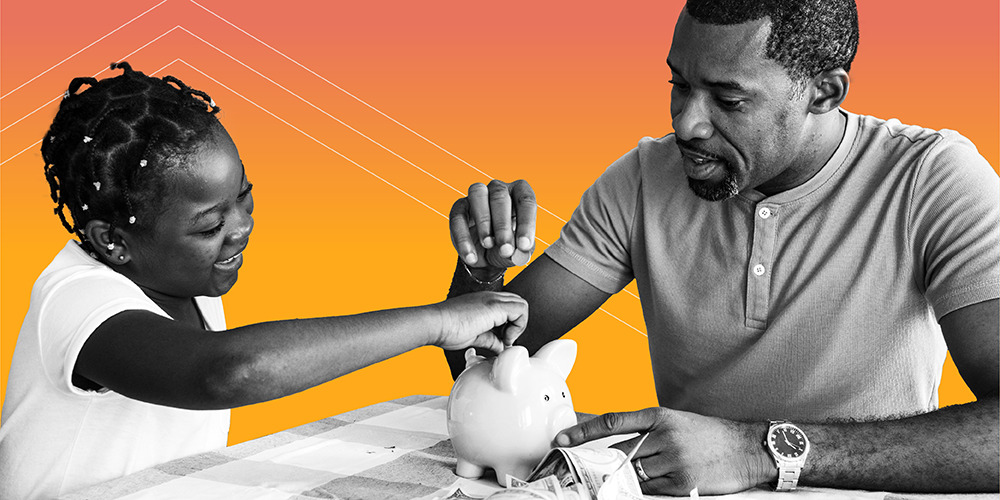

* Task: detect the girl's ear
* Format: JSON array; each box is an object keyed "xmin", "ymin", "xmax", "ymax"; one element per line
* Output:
[{"xmin": 84, "ymin": 219, "xmax": 130, "ymax": 265}]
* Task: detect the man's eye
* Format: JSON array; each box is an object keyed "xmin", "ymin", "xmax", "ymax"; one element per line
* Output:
[
  {"xmin": 719, "ymin": 98, "xmax": 746, "ymax": 111},
  {"xmin": 668, "ymin": 79, "xmax": 689, "ymax": 92}
]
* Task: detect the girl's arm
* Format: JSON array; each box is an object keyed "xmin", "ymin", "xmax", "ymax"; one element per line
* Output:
[{"xmin": 74, "ymin": 291, "xmax": 527, "ymax": 409}]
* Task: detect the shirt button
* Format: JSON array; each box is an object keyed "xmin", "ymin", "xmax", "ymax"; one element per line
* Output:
[
  {"xmin": 753, "ymin": 264, "xmax": 766, "ymax": 276},
  {"xmin": 758, "ymin": 207, "xmax": 772, "ymax": 219}
]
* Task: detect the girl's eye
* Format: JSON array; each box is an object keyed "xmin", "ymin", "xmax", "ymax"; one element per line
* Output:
[
  {"xmin": 201, "ymin": 222, "xmax": 224, "ymax": 237},
  {"xmin": 237, "ymin": 182, "xmax": 254, "ymax": 201}
]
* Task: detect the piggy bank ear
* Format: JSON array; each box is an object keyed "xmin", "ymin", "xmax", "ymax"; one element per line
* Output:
[
  {"xmin": 490, "ymin": 346, "xmax": 530, "ymax": 394},
  {"xmin": 464, "ymin": 348, "xmax": 486, "ymax": 370},
  {"xmin": 532, "ymin": 339, "xmax": 577, "ymax": 381}
]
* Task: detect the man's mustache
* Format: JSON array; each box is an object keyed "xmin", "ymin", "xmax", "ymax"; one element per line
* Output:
[{"xmin": 675, "ymin": 139, "xmax": 722, "ymax": 161}]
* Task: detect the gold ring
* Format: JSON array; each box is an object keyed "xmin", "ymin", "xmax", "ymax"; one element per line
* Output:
[{"xmin": 633, "ymin": 458, "xmax": 652, "ymax": 482}]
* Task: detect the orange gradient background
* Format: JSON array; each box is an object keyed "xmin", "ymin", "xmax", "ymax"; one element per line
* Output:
[{"xmin": 2, "ymin": 1, "xmax": 997, "ymax": 446}]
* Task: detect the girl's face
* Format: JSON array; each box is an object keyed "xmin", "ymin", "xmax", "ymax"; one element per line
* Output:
[{"xmin": 122, "ymin": 128, "xmax": 254, "ymax": 303}]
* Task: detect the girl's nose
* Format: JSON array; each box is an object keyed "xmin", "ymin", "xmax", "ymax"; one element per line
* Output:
[{"xmin": 228, "ymin": 207, "xmax": 253, "ymax": 242}]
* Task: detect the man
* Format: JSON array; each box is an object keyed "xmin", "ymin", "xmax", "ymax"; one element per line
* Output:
[{"xmin": 445, "ymin": 0, "xmax": 999, "ymax": 495}]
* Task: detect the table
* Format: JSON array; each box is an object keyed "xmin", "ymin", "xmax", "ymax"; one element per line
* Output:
[{"xmin": 61, "ymin": 396, "xmax": 997, "ymax": 500}]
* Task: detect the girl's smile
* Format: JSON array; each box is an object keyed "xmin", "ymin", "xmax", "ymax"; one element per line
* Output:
[{"xmin": 118, "ymin": 126, "xmax": 254, "ymax": 313}]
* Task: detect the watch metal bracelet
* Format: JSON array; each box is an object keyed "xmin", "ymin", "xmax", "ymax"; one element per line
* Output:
[{"xmin": 775, "ymin": 467, "xmax": 801, "ymax": 491}]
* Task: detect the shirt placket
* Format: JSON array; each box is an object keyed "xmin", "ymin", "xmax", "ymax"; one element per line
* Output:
[{"xmin": 745, "ymin": 204, "xmax": 778, "ymax": 329}]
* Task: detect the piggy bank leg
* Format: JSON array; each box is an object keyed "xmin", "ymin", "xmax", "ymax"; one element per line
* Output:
[
  {"xmin": 455, "ymin": 459, "xmax": 485, "ymax": 479},
  {"xmin": 493, "ymin": 467, "xmax": 523, "ymax": 487}
]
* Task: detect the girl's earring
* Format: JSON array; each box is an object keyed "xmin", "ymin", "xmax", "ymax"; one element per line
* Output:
[
  {"xmin": 118, "ymin": 255, "xmax": 125, "ymax": 261},
  {"xmin": 107, "ymin": 242, "xmax": 115, "ymax": 251}
]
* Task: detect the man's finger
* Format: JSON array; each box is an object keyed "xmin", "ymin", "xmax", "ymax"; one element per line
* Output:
[
  {"xmin": 610, "ymin": 433, "xmax": 657, "ymax": 460},
  {"xmin": 554, "ymin": 409, "xmax": 660, "ymax": 446},
  {"xmin": 509, "ymin": 179, "xmax": 537, "ymax": 254},
  {"xmin": 639, "ymin": 475, "xmax": 692, "ymax": 497},
  {"xmin": 450, "ymin": 198, "xmax": 479, "ymax": 265},
  {"xmin": 487, "ymin": 180, "xmax": 515, "ymax": 258},
  {"xmin": 467, "ymin": 183, "xmax": 494, "ymax": 249}
]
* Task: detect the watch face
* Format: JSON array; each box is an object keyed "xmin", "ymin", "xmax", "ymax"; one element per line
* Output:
[{"xmin": 769, "ymin": 425, "xmax": 807, "ymax": 459}]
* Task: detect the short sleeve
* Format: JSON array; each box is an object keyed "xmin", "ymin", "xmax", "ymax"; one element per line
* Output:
[
  {"xmin": 194, "ymin": 296, "xmax": 227, "ymax": 332},
  {"xmin": 909, "ymin": 132, "xmax": 1000, "ymax": 319},
  {"xmin": 544, "ymin": 145, "xmax": 642, "ymax": 294},
  {"xmin": 36, "ymin": 270, "xmax": 162, "ymax": 396}
]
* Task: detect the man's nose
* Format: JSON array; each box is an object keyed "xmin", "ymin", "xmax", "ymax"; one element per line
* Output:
[{"xmin": 672, "ymin": 97, "xmax": 713, "ymax": 141}]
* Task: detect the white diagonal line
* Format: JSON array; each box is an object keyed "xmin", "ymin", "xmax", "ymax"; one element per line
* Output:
[
  {"xmin": 1, "ymin": 96, "xmax": 63, "ymax": 135},
  {"xmin": 1, "ymin": 58, "xmax": 640, "ymax": 335},
  {"xmin": 173, "ymin": 62, "xmax": 648, "ymax": 337},
  {"xmin": 0, "ymin": 0, "xmax": 170, "ymax": 101},
  {"xmin": 187, "ymin": 0, "xmax": 567, "ymax": 225},
  {"xmin": 0, "ymin": 27, "xmax": 181, "ymax": 135},
  {"xmin": 178, "ymin": 63, "xmax": 634, "ymax": 329},
  {"xmin": 175, "ymin": 60, "xmax": 446, "ymax": 218},
  {"xmin": 175, "ymin": 26, "xmax": 464, "ymax": 197},
  {"xmin": 600, "ymin": 309, "xmax": 647, "ymax": 336},
  {"xmin": 0, "ymin": 140, "xmax": 43, "ymax": 166},
  {"xmin": 0, "ymin": 58, "xmax": 182, "ymax": 167}
]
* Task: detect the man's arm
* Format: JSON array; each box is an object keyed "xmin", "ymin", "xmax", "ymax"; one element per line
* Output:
[
  {"xmin": 444, "ymin": 180, "xmax": 611, "ymax": 378},
  {"xmin": 556, "ymin": 299, "xmax": 999, "ymax": 495},
  {"xmin": 801, "ymin": 298, "xmax": 999, "ymax": 491}
]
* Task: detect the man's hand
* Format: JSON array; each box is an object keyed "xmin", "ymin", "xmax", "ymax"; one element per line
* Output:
[
  {"xmin": 554, "ymin": 407, "xmax": 774, "ymax": 495},
  {"xmin": 431, "ymin": 291, "xmax": 529, "ymax": 353},
  {"xmin": 450, "ymin": 180, "xmax": 537, "ymax": 272}
]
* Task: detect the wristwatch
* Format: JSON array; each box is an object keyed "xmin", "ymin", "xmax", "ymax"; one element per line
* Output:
[{"xmin": 764, "ymin": 420, "xmax": 810, "ymax": 491}]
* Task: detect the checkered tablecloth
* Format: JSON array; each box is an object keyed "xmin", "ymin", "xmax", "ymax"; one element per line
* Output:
[
  {"xmin": 59, "ymin": 395, "xmax": 997, "ymax": 500},
  {"xmin": 62, "ymin": 395, "xmax": 481, "ymax": 500}
]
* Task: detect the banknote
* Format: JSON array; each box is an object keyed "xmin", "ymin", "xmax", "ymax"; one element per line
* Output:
[
  {"xmin": 523, "ymin": 446, "xmax": 644, "ymax": 500},
  {"xmin": 438, "ymin": 443, "xmax": 644, "ymax": 500}
]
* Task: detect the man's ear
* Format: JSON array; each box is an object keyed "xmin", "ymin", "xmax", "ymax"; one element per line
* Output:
[
  {"xmin": 84, "ymin": 219, "xmax": 130, "ymax": 265},
  {"xmin": 807, "ymin": 68, "xmax": 850, "ymax": 114}
]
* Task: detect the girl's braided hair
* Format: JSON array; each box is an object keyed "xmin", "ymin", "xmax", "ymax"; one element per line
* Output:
[{"xmin": 42, "ymin": 61, "xmax": 223, "ymax": 252}]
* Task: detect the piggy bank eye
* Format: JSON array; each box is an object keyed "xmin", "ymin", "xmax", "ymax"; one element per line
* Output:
[
  {"xmin": 543, "ymin": 394, "xmax": 550, "ymax": 402},
  {"xmin": 561, "ymin": 392, "xmax": 566, "ymax": 398}
]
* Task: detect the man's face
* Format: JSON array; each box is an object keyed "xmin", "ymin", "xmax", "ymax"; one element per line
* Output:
[{"xmin": 667, "ymin": 11, "xmax": 814, "ymax": 200}]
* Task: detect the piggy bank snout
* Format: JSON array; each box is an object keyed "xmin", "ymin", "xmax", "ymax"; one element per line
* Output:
[{"xmin": 549, "ymin": 404, "xmax": 578, "ymax": 437}]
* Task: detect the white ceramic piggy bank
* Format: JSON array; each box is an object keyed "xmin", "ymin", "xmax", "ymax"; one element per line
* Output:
[{"xmin": 447, "ymin": 339, "xmax": 578, "ymax": 485}]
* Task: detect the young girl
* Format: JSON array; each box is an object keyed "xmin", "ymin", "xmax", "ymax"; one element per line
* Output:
[{"xmin": 0, "ymin": 62, "xmax": 528, "ymax": 499}]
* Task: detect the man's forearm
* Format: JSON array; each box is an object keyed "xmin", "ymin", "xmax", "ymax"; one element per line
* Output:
[{"xmin": 801, "ymin": 397, "xmax": 999, "ymax": 492}]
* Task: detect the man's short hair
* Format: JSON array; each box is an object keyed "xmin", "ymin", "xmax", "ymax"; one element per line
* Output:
[{"xmin": 685, "ymin": 0, "xmax": 859, "ymax": 82}]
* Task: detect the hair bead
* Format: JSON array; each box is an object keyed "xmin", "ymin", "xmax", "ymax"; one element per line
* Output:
[{"xmin": 41, "ymin": 61, "xmax": 223, "ymax": 253}]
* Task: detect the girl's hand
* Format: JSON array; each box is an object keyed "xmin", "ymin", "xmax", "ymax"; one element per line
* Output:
[{"xmin": 432, "ymin": 291, "xmax": 528, "ymax": 353}]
